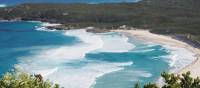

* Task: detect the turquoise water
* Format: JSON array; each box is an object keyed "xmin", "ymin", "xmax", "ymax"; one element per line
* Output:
[
  {"xmin": 0, "ymin": 21, "xmax": 172, "ymax": 88},
  {"xmin": 89, "ymin": 38, "xmax": 169, "ymax": 88},
  {"xmin": 0, "ymin": 21, "xmax": 78, "ymax": 74}
]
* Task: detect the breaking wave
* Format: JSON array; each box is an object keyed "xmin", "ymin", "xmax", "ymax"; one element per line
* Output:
[{"xmin": 15, "ymin": 29, "xmax": 135, "ymax": 88}]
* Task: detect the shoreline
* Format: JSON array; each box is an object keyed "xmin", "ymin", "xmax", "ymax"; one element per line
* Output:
[
  {"xmin": 34, "ymin": 21, "xmax": 200, "ymax": 77},
  {"xmin": 113, "ymin": 29, "xmax": 200, "ymax": 78},
  {"xmin": 2, "ymin": 20, "xmax": 199, "ymax": 77}
]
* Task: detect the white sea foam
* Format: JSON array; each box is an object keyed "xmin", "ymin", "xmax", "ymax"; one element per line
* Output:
[
  {"xmin": 46, "ymin": 61, "xmax": 133, "ymax": 88},
  {"xmin": 16, "ymin": 29, "xmax": 134, "ymax": 88},
  {"xmin": 121, "ymin": 70, "xmax": 152, "ymax": 82},
  {"xmin": 35, "ymin": 26, "xmax": 58, "ymax": 32},
  {"xmin": 28, "ymin": 21, "xmax": 42, "ymax": 23},
  {"xmin": 162, "ymin": 45, "xmax": 196, "ymax": 73},
  {"xmin": 143, "ymin": 41, "xmax": 196, "ymax": 73},
  {"xmin": 16, "ymin": 56, "xmax": 133, "ymax": 88},
  {"xmin": 133, "ymin": 71, "xmax": 152, "ymax": 78},
  {"xmin": 0, "ymin": 20, "xmax": 10, "ymax": 22},
  {"xmin": 15, "ymin": 28, "xmax": 195, "ymax": 87},
  {"xmin": 31, "ymin": 21, "xmax": 61, "ymax": 32},
  {"xmin": 125, "ymin": 70, "xmax": 152, "ymax": 78},
  {"xmin": 132, "ymin": 49, "xmax": 156, "ymax": 53},
  {"xmin": 41, "ymin": 22, "xmax": 61, "ymax": 27},
  {"xmin": 0, "ymin": 4, "xmax": 7, "ymax": 7},
  {"xmin": 31, "ymin": 29, "xmax": 135, "ymax": 60},
  {"xmin": 35, "ymin": 27, "xmax": 48, "ymax": 31},
  {"xmin": 17, "ymin": 29, "xmax": 103, "ymax": 61},
  {"xmin": 95, "ymin": 33, "xmax": 135, "ymax": 52},
  {"xmin": 29, "ymin": 21, "xmax": 61, "ymax": 27}
]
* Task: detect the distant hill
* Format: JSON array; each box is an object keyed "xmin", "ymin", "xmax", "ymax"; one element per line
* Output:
[{"xmin": 0, "ymin": 0, "xmax": 199, "ymax": 45}]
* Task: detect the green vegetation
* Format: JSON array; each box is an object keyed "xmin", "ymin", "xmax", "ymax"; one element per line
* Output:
[
  {"xmin": 1, "ymin": 71, "xmax": 199, "ymax": 88},
  {"xmin": 0, "ymin": 71, "xmax": 60, "ymax": 88},
  {"xmin": 0, "ymin": 0, "xmax": 199, "ymax": 45},
  {"xmin": 135, "ymin": 71, "xmax": 200, "ymax": 88},
  {"xmin": 0, "ymin": 0, "xmax": 200, "ymax": 87}
]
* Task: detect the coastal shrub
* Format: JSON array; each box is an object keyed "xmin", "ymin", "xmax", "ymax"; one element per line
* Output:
[
  {"xmin": 1, "ymin": 71, "xmax": 199, "ymax": 88},
  {"xmin": 135, "ymin": 71, "xmax": 200, "ymax": 88},
  {"xmin": 144, "ymin": 83, "xmax": 159, "ymax": 88},
  {"xmin": 0, "ymin": 71, "xmax": 60, "ymax": 88}
]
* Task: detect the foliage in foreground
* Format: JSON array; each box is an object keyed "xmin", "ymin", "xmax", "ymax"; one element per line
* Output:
[
  {"xmin": 135, "ymin": 71, "xmax": 200, "ymax": 88},
  {"xmin": 0, "ymin": 71, "xmax": 60, "ymax": 88},
  {"xmin": 1, "ymin": 71, "xmax": 199, "ymax": 88}
]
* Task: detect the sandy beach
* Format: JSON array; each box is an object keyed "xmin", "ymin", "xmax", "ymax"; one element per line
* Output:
[{"xmin": 113, "ymin": 29, "xmax": 200, "ymax": 78}]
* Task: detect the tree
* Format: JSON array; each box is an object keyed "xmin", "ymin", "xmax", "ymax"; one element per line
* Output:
[
  {"xmin": 144, "ymin": 83, "xmax": 159, "ymax": 88},
  {"xmin": 0, "ymin": 71, "xmax": 60, "ymax": 88},
  {"xmin": 134, "ymin": 71, "xmax": 200, "ymax": 88},
  {"xmin": 180, "ymin": 72, "xmax": 200, "ymax": 88},
  {"xmin": 161, "ymin": 72, "xmax": 181, "ymax": 88}
]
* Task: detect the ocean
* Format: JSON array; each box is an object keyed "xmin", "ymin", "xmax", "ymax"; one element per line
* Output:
[
  {"xmin": 0, "ymin": 21, "xmax": 195, "ymax": 88},
  {"xmin": 0, "ymin": 0, "xmax": 141, "ymax": 6}
]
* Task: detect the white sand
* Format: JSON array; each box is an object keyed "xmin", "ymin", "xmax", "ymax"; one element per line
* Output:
[
  {"xmin": 42, "ymin": 22, "xmax": 61, "ymax": 27},
  {"xmin": 113, "ymin": 29, "xmax": 200, "ymax": 77}
]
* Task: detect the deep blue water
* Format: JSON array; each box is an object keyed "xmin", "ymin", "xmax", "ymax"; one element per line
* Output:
[
  {"xmin": 0, "ymin": 21, "xmax": 171, "ymax": 88},
  {"xmin": 0, "ymin": 0, "xmax": 141, "ymax": 6}
]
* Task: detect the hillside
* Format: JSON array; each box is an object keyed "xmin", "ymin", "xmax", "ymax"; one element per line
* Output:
[{"xmin": 0, "ymin": 0, "xmax": 199, "ymax": 45}]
